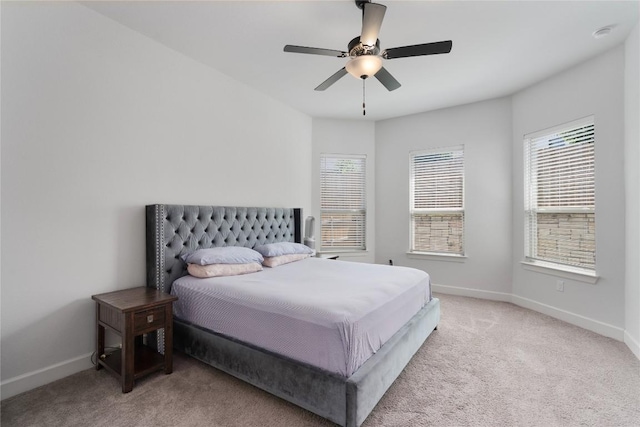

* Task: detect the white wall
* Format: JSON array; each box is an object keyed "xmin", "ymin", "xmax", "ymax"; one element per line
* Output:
[
  {"xmin": 511, "ymin": 47, "xmax": 626, "ymax": 335},
  {"xmin": 0, "ymin": 2, "xmax": 312, "ymax": 398},
  {"xmin": 375, "ymin": 98, "xmax": 513, "ymax": 294},
  {"xmin": 624, "ymin": 24, "xmax": 640, "ymax": 357},
  {"xmin": 312, "ymin": 119, "xmax": 376, "ymax": 263}
]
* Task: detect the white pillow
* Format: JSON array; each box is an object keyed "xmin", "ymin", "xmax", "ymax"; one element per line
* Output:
[
  {"xmin": 254, "ymin": 242, "xmax": 313, "ymax": 257},
  {"xmin": 262, "ymin": 253, "xmax": 310, "ymax": 268},
  {"xmin": 181, "ymin": 247, "xmax": 264, "ymax": 266},
  {"xmin": 187, "ymin": 262, "xmax": 263, "ymax": 278}
]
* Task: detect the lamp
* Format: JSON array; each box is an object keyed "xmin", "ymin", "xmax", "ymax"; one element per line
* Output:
[
  {"xmin": 304, "ymin": 216, "xmax": 316, "ymax": 250},
  {"xmin": 345, "ymin": 55, "xmax": 383, "ymax": 79}
]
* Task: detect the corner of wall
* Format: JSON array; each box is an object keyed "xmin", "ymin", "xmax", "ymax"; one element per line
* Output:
[
  {"xmin": 311, "ymin": 118, "xmax": 376, "ymax": 263},
  {"xmin": 624, "ymin": 331, "xmax": 640, "ymax": 360},
  {"xmin": 624, "ymin": 22, "xmax": 640, "ymax": 359}
]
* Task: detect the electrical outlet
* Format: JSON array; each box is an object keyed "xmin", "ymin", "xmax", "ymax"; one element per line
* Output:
[{"xmin": 556, "ymin": 280, "xmax": 564, "ymax": 292}]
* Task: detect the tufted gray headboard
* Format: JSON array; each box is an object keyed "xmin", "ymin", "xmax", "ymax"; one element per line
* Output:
[{"xmin": 146, "ymin": 205, "xmax": 302, "ymax": 293}]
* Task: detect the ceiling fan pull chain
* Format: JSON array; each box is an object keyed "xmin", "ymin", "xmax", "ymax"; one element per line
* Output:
[{"xmin": 362, "ymin": 78, "xmax": 366, "ymax": 116}]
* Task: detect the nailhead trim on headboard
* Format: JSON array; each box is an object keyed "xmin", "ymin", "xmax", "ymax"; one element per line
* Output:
[{"xmin": 155, "ymin": 204, "xmax": 164, "ymax": 293}]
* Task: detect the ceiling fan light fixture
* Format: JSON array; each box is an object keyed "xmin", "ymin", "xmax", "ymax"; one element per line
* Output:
[{"xmin": 346, "ymin": 55, "xmax": 383, "ymax": 79}]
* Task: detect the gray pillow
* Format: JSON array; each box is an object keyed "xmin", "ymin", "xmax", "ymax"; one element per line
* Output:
[
  {"xmin": 254, "ymin": 242, "xmax": 314, "ymax": 258},
  {"xmin": 181, "ymin": 247, "xmax": 264, "ymax": 266}
]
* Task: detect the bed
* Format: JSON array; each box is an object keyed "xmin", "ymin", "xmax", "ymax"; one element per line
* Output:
[{"xmin": 146, "ymin": 204, "xmax": 440, "ymax": 426}]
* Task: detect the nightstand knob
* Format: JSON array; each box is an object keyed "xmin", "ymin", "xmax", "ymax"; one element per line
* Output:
[{"xmin": 147, "ymin": 315, "xmax": 154, "ymax": 323}]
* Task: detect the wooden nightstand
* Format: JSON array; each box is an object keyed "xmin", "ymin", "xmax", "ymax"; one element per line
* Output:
[{"xmin": 92, "ymin": 287, "xmax": 178, "ymax": 393}]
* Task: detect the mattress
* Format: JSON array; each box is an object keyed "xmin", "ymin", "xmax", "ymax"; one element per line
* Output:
[{"xmin": 171, "ymin": 257, "xmax": 431, "ymax": 377}]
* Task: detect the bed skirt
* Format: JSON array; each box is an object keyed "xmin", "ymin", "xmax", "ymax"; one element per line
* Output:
[{"xmin": 173, "ymin": 297, "xmax": 440, "ymax": 426}]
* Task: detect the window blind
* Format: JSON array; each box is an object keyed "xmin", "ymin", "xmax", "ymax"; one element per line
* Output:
[
  {"xmin": 320, "ymin": 155, "xmax": 366, "ymax": 250},
  {"xmin": 524, "ymin": 118, "xmax": 595, "ymax": 270},
  {"xmin": 410, "ymin": 147, "xmax": 464, "ymax": 255}
]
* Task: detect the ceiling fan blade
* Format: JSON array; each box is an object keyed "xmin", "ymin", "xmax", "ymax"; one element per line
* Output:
[
  {"xmin": 383, "ymin": 40, "xmax": 453, "ymax": 59},
  {"xmin": 315, "ymin": 68, "xmax": 348, "ymax": 91},
  {"xmin": 374, "ymin": 66, "xmax": 401, "ymax": 91},
  {"xmin": 361, "ymin": 2, "xmax": 387, "ymax": 46},
  {"xmin": 284, "ymin": 45, "xmax": 348, "ymax": 58}
]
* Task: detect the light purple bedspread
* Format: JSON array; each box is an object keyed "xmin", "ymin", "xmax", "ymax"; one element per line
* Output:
[{"xmin": 171, "ymin": 257, "xmax": 431, "ymax": 377}]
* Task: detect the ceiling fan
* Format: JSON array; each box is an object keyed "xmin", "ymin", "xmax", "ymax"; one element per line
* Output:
[{"xmin": 284, "ymin": 0, "xmax": 453, "ymax": 94}]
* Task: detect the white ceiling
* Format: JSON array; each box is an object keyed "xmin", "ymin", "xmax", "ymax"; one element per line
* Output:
[{"xmin": 84, "ymin": 1, "xmax": 639, "ymax": 121}]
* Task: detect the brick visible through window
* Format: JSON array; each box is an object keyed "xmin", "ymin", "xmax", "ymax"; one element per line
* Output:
[
  {"xmin": 535, "ymin": 213, "xmax": 595, "ymax": 270},
  {"xmin": 412, "ymin": 213, "xmax": 464, "ymax": 255}
]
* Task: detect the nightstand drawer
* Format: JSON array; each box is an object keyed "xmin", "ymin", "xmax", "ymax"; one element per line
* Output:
[{"xmin": 133, "ymin": 307, "xmax": 165, "ymax": 334}]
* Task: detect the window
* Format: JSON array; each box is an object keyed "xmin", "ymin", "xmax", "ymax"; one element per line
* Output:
[
  {"xmin": 410, "ymin": 146, "xmax": 464, "ymax": 255},
  {"xmin": 320, "ymin": 154, "xmax": 366, "ymax": 251},
  {"xmin": 524, "ymin": 117, "xmax": 595, "ymax": 271}
]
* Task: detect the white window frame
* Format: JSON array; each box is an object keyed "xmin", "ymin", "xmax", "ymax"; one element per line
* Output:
[
  {"xmin": 523, "ymin": 116, "xmax": 597, "ymax": 280},
  {"xmin": 409, "ymin": 146, "xmax": 465, "ymax": 257},
  {"xmin": 320, "ymin": 153, "xmax": 366, "ymax": 252}
]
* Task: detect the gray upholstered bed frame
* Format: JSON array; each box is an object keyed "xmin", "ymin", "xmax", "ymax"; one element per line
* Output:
[{"xmin": 146, "ymin": 204, "xmax": 440, "ymax": 427}]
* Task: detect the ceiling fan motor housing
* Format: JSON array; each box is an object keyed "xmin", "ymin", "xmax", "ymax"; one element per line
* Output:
[{"xmin": 348, "ymin": 36, "xmax": 380, "ymax": 56}]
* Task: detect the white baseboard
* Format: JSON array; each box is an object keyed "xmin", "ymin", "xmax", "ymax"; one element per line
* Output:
[
  {"xmin": 432, "ymin": 284, "xmax": 626, "ymax": 344},
  {"xmin": 624, "ymin": 330, "xmax": 640, "ymax": 359},
  {"xmin": 1, "ymin": 352, "xmax": 93, "ymax": 400},
  {"xmin": 432, "ymin": 283, "xmax": 512, "ymax": 302},
  {"xmin": 511, "ymin": 295, "xmax": 624, "ymax": 341}
]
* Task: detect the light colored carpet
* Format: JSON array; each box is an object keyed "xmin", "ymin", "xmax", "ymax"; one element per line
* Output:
[{"xmin": 2, "ymin": 294, "xmax": 639, "ymax": 426}]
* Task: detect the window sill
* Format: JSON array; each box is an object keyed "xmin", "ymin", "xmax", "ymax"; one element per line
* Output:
[
  {"xmin": 406, "ymin": 252, "xmax": 467, "ymax": 263},
  {"xmin": 521, "ymin": 261, "xmax": 599, "ymax": 284}
]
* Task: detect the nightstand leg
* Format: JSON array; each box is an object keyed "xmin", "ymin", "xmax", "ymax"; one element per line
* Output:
[
  {"xmin": 122, "ymin": 312, "xmax": 135, "ymax": 393},
  {"xmin": 95, "ymin": 303, "xmax": 104, "ymax": 371}
]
